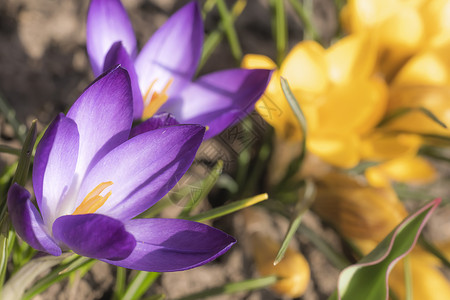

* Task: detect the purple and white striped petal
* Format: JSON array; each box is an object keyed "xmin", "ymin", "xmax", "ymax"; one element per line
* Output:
[
  {"xmin": 77, "ymin": 125, "xmax": 204, "ymax": 220},
  {"xmin": 129, "ymin": 113, "xmax": 179, "ymax": 138},
  {"xmin": 53, "ymin": 214, "xmax": 135, "ymax": 260},
  {"xmin": 103, "ymin": 218, "xmax": 236, "ymax": 271},
  {"xmin": 135, "ymin": 1, "xmax": 203, "ymax": 98},
  {"xmin": 87, "ymin": 0, "xmax": 137, "ymax": 76},
  {"xmin": 7, "ymin": 184, "xmax": 61, "ymax": 256},
  {"xmin": 161, "ymin": 68, "xmax": 273, "ymax": 139},
  {"xmin": 33, "ymin": 114, "xmax": 79, "ymax": 224},
  {"xmin": 67, "ymin": 67, "xmax": 133, "ymax": 182},
  {"xmin": 103, "ymin": 42, "xmax": 144, "ymax": 119}
]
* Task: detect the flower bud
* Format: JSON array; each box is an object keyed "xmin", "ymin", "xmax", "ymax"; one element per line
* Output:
[{"xmin": 250, "ymin": 233, "xmax": 310, "ymax": 298}]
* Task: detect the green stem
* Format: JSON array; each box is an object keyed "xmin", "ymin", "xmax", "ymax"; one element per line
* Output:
[
  {"xmin": 288, "ymin": 0, "xmax": 320, "ymax": 41},
  {"xmin": 174, "ymin": 275, "xmax": 278, "ymax": 300},
  {"xmin": 270, "ymin": 0, "xmax": 288, "ymax": 66},
  {"xmin": 0, "ymin": 145, "xmax": 22, "ymax": 156},
  {"xmin": 114, "ymin": 267, "xmax": 127, "ymax": 299},
  {"xmin": 404, "ymin": 255, "xmax": 413, "ymax": 300},
  {"xmin": 216, "ymin": 0, "xmax": 243, "ymax": 63},
  {"xmin": 122, "ymin": 272, "xmax": 160, "ymax": 300}
]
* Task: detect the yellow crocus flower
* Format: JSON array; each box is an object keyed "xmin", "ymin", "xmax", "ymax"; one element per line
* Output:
[{"xmin": 242, "ymin": 35, "xmax": 388, "ymax": 169}]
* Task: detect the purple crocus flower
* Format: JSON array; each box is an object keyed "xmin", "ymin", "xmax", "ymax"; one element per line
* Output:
[
  {"xmin": 7, "ymin": 67, "xmax": 235, "ymax": 271},
  {"xmin": 87, "ymin": 0, "xmax": 272, "ymax": 139}
]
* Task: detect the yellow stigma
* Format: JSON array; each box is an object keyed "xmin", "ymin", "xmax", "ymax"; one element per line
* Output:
[
  {"xmin": 72, "ymin": 181, "xmax": 113, "ymax": 215},
  {"xmin": 142, "ymin": 78, "xmax": 174, "ymax": 119}
]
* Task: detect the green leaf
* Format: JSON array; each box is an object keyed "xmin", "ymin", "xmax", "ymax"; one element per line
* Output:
[
  {"xmin": 174, "ymin": 275, "xmax": 278, "ymax": 300},
  {"xmin": 179, "ymin": 161, "xmax": 223, "ymax": 218},
  {"xmin": 274, "ymin": 179, "xmax": 316, "ymax": 265},
  {"xmin": 12, "ymin": 120, "xmax": 37, "ymax": 187},
  {"xmin": 287, "ymin": 0, "xmax": 320, "ymax": 41},
  {"xmin": 122, "ymin": 272, "xmax": 160, "ymax": 300},
  {"xmin": 199, "ymin": 0, "xmax": 246, "ymax": 70},
  {"xmin": 0, "ymin": 145, "xmax": 21, "ymax": 156},
  {"xmin": 336, "ymin": 198, "xmax": 440, "ymax": 300},
  {"xmin": 215, "ymin": 0, "xmax": 243, "ymax": 63},
  {"xmin": 22, "ymin": 255, "xmax": 94, "ymax": 300},
  {"xmin": 275, "ymin": 78, "xmax": 308, "ymax": 189},
  {"xmin": 186, "ymin": 193, "xmax": 268, "ymax": 222},
  {"xmin": 378, "ymin": 107, "xmax": 447, "ymax": 129},
  {"xmin": 1, "ymin": 253, "xmax": 72, "ymax": 300},
  {"xmin": 270, "ymin": 0, "xmax": 288, "ymax": 65}
]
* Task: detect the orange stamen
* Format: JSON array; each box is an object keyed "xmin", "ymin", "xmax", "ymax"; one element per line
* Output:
[
  {"xmin": 72, "ymin": 181, "xmax": 113, "ymax": 215},
  {"xmin": 142, "ymin": 78, "xmax": 174, "ymax": 119}
]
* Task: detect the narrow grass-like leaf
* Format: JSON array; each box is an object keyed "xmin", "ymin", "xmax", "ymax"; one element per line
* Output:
[
  {"xmin": 378, "ymin": 107, "xmax": 447, "ymax": 129},
  {"xmin": 0, "ymin": 92, "xmax": 26, "ymax": 143},
  {"xmin": 403, "ymin": 255, "xmax": 413, "ymax": 300},
  {"xmin": 179, "ymin": 161, "xmax": 223, "ymax": 218},
  {"xmin": 300, "ymin": 224, "xmax": 350, "ymax": 270},
  {"xmin": 174, "ymin": 275, "xmax": 278, "ymax": 300},
  {"xmin": 12, "ymin": 120, "xmax": 36, "ymax": 187},
  {"xmin": 0, "ymin": 145, "xmax": 21, "ymax": 156},
  {"xmin": 187, "ymin": 193, "xmax": 268, "ymax": 222},
  {"xmin": 144, "ymin": 295, "xmax": 165, "ymax": 300},
  {"xmin": 274, "ymin": 179, "xmax": 316, "ymax": 265},
  {"xmin": 337, "ymin": 198, "xmax": 440, "ymax": 300},
  {"xmin": 216, "ymin": 0, "xmax": 243, "ymax": 63},
  {"xmin": 114, "ymin": 267, "xmax": 127, "ymax": 300},
  {"xmin": 2, "ymin": 253, "xmax": 72, "ymax": 300},
  {"xmin": 287, "ymin": 0, "xmax": 319, "ymax": 41},
  {"xmin": 199, "ymin": 0, "xmax": 246, "ymax": 70},
  {"xmin": 270, "ymin": 0, "xmax": 288, "ymax": 65},
  {"xmin": 22, "ymin": 255, "xmax": 94, "ymax": 300},
  {"xmin": 419, "ymin": 236, "xmax": 450, "ymax": 269},
  {"xmin": 122, "ymin": 272, "xmax": 160, "ymax": 300},
  {"xmin": 276, "ymin": 78, "xmax": 308, "ymax": 189}
]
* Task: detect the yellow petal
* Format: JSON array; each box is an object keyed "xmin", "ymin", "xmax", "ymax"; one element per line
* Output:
[
  {"xmin": 241, "ymin": 54, "xmax": 277, "ymax": 70},
  {"xmin": 393, "ymin": 51, "xmax": 449, "ymax": 86},
  {"xmin": 280, "ymin": 41, "xmax": 329, "ymax": 95},
  {"xmin": 387, "ymin": 85, "xmax": 450, "ymax": 135},
  {"xmin": 325, "ymin": 34, "xmax": 377, "ymax": 83},
  {"xmin": 390, "ymin": 251, "xmax": 450, "ymax": 300},
  {"xmin": 365, "ymin": 155, "xmax": 436, "ymax": 187},
  {"xmin": 308, "ymin": 133, "xmax": 360, "ymax": 168},
  {"xmin": 313, "ymin": 172, "xmax": 408, "ymax": 244},
  {"xmin": 251, "ymin": 233, "xmax": 310, "ymax": 298},
  {"xmin": 316, "ymin": 77, "xmax": 388, "ymax": 134},
  {"xmin": 361, "ymin": 132, "xmax": 423, "ymax": 161}
]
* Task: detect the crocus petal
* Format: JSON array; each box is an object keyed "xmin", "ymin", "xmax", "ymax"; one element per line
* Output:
[
  {"xmin": 67, "ymin": 67, "xmax": 133, "ymax": 181},
  {"xmin": 87, "ymin": 0, "xmax": 137, "ymax": 76},
  {"xmin": 103, "ymin": 218, "xmax": 236, "ymax": 272},
  {"xmin": 103, "ymin": 42, "xmax": 143, "ymax": 119},
  {"xmin": 135, "ymin": 1, "xmax": 203, "ymax": 97},
  {"xmin": 33, "ymin": 114, "xmax": 79, "ymax": 224},
  {"xmin": 78, "ymin": 125, "xmax": 205, "ymax": 220},
  {"xmin": 161, "ymin": 68, "xmax": 272, "ymax": 139},
  {"xmin": 7, "ymin": 184, "xmax": 61, "ymax": 256},
  {"xmin": 129, "ymin": 113, "xmax": 179, "ymax": 138},
  {"xmin": 53, "ymin": 214, "xmax": 135, "ymax": 260}
]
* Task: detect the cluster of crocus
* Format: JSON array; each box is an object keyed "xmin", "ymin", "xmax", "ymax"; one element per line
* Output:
[
  {"xmin": 313, "ymin": 172, "xmax": 450, "ymax": 299},
  {"xmin": 87, "ymin": 0, "xmax": 271, "ymax": 139},
  {"xmin": 7, "ymin": 67, "xmax": 236, "ymax": 271}
]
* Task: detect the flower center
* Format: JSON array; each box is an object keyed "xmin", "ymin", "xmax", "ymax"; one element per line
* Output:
[
  {"xmin": 72, "ymin": 181, "xmax": 113, "ymax": 215},
  {"xmin": 142, "ymin": 78, "xmax": 174, "ymax": 119}
]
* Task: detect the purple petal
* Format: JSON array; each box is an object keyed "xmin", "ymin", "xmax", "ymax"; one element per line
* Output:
[
  {"xmin": 104, "ymin": 42, "xmax": 143, "ymax": 119},
  {"xmin": 129, "ymin": 113, "xmax": 179, "ymax": 138},
  {"xmin": 53, "ymin": 214, "xmax": 135, "ymax": 260},
  {"xmin": 135, "ymin": 1, "xmax": 203, "ymax": 98},
  {"xmin": 7, "ymin": 184, "xmax": 62, "ymax": 256},
  {"xmin": 87, "ymin": 0, "xmax": 137, "ymax": 76},
  {"xmin": 161, "ymin": 68, "xmax": 273, "ymax": 139},
  {"xmin": 33, "ymin": 114, "xmax": 79, "ymax": 224},
  {"xmin": 78, "ymin": 125, "xmax": 204, "ymax": 220},
  {"xmin": 103, "ymin": 218, "xmax": 236, "ymax": 271},
  {"xmin": 67, "ymin": 67, "xmax": 133, "ymax": 181}
]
